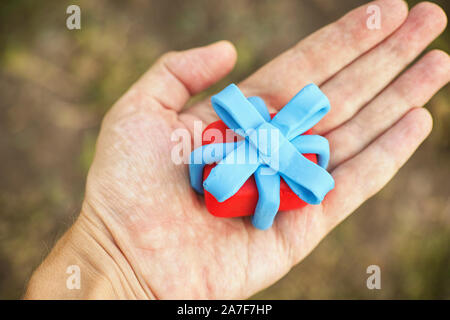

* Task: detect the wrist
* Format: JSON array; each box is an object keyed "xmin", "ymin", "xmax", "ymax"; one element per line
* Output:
[{"xmin": 24, "ymin": 208, "xmax": 149, "ymax": 299}]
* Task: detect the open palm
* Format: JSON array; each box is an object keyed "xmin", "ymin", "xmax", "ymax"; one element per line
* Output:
[{"xmin": 80, "ymin": 1, "xmax": 449, "ymax": 299}]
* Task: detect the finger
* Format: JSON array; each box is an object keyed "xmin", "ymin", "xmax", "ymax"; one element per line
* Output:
[
  {"xmin": 123, "ymin": 41, "xmax": 237, "ymax": 112},
  {"xmin": 322, "ymin": 107, "xmax": 433, "ymax": 231},
  {"xmin": 241, "ymin": 0, "xmax": 408, "ymax": 104},
  {"xmin": 186, "ymin": 0, "xmax": 408, "ymax": 123},
  {"xmin": 327, "ymin": 49, "xmax": 450, "ymax": 170},
  {"xmin": 316, "ymin": 1, "xmax": 447, "ymax": 134}
]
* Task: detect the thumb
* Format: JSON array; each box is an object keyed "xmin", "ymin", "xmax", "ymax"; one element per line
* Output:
[{"xmin": 132, "ymin": 40, "xmax": 237, "ymax": 112}]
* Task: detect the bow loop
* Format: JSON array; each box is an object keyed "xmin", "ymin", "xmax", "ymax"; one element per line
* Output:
[
  {"xmin": 211, "ymin": 84, "xmax": 266, "ymax": 134},
  {"xmin": 272, "ymin": 83, "xmax": 330, "ymax": 140}
]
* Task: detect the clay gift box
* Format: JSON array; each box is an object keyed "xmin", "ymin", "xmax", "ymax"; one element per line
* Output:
[{"xmin": 189, "ymin": 84, "xmax": 334, "ymax": 230}]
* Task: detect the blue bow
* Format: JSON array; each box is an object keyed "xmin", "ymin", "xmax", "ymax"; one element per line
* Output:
[{"xmin": 189, "ymin": 83, "xmax": 335, "ymax": 230}]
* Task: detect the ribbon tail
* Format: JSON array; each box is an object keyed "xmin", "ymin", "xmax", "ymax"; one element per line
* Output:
[
  {"xmin": 281, "ymin": 163, "xmax": 334, "ymax": 205},
  {"xmin": 189, "ymin": 142, "xmax": 240, "ymax": 194},
  {"xmin": 290, "ymin": 134, "xmax": 330, "ymax": 169},
  {"xmin": 274, "ymin": 141, "xmax": 334, "ymax": 204},
  {"xmin": 203, "ymin": 141, "xmax": 260, "ymax": 202},
  {"xmin": 252, "ymin": 166, "xmax": 280, "ymax": 230}
]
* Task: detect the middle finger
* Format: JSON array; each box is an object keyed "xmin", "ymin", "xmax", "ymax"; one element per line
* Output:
[{"xmin": 315, "ymin": 2, "xmax": 447, "ymax": 134}]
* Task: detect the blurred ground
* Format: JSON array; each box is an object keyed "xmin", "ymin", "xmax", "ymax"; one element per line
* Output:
[{"xmin": 0, "ymin": 0, "xmax": 448, "ymax": 299}]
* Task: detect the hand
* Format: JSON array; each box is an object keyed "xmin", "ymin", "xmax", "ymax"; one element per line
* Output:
[{"xmin": 26, "ymin": 0, "xmax": 449, "ymax": 299}]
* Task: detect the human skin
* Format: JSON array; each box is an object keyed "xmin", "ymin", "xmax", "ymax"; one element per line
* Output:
[{"xmin": 25, "ymin": 0, "xmax": 449, "ymax": 299}]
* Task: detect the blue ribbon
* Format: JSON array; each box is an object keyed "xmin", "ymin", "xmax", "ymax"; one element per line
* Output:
[{"xmin": 189, "ymin": 83, "xmax": 335, "ymax": 230}]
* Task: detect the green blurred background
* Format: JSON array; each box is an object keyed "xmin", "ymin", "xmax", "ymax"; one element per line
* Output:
[{"xmin": 0, "ymin": 0, "xmax": 448, "ymax": 299}]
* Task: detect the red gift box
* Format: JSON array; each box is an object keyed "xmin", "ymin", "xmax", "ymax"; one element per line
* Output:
[{"xmin": 201, "ymin": 114, "xmax": 318, "ymax": 218}]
